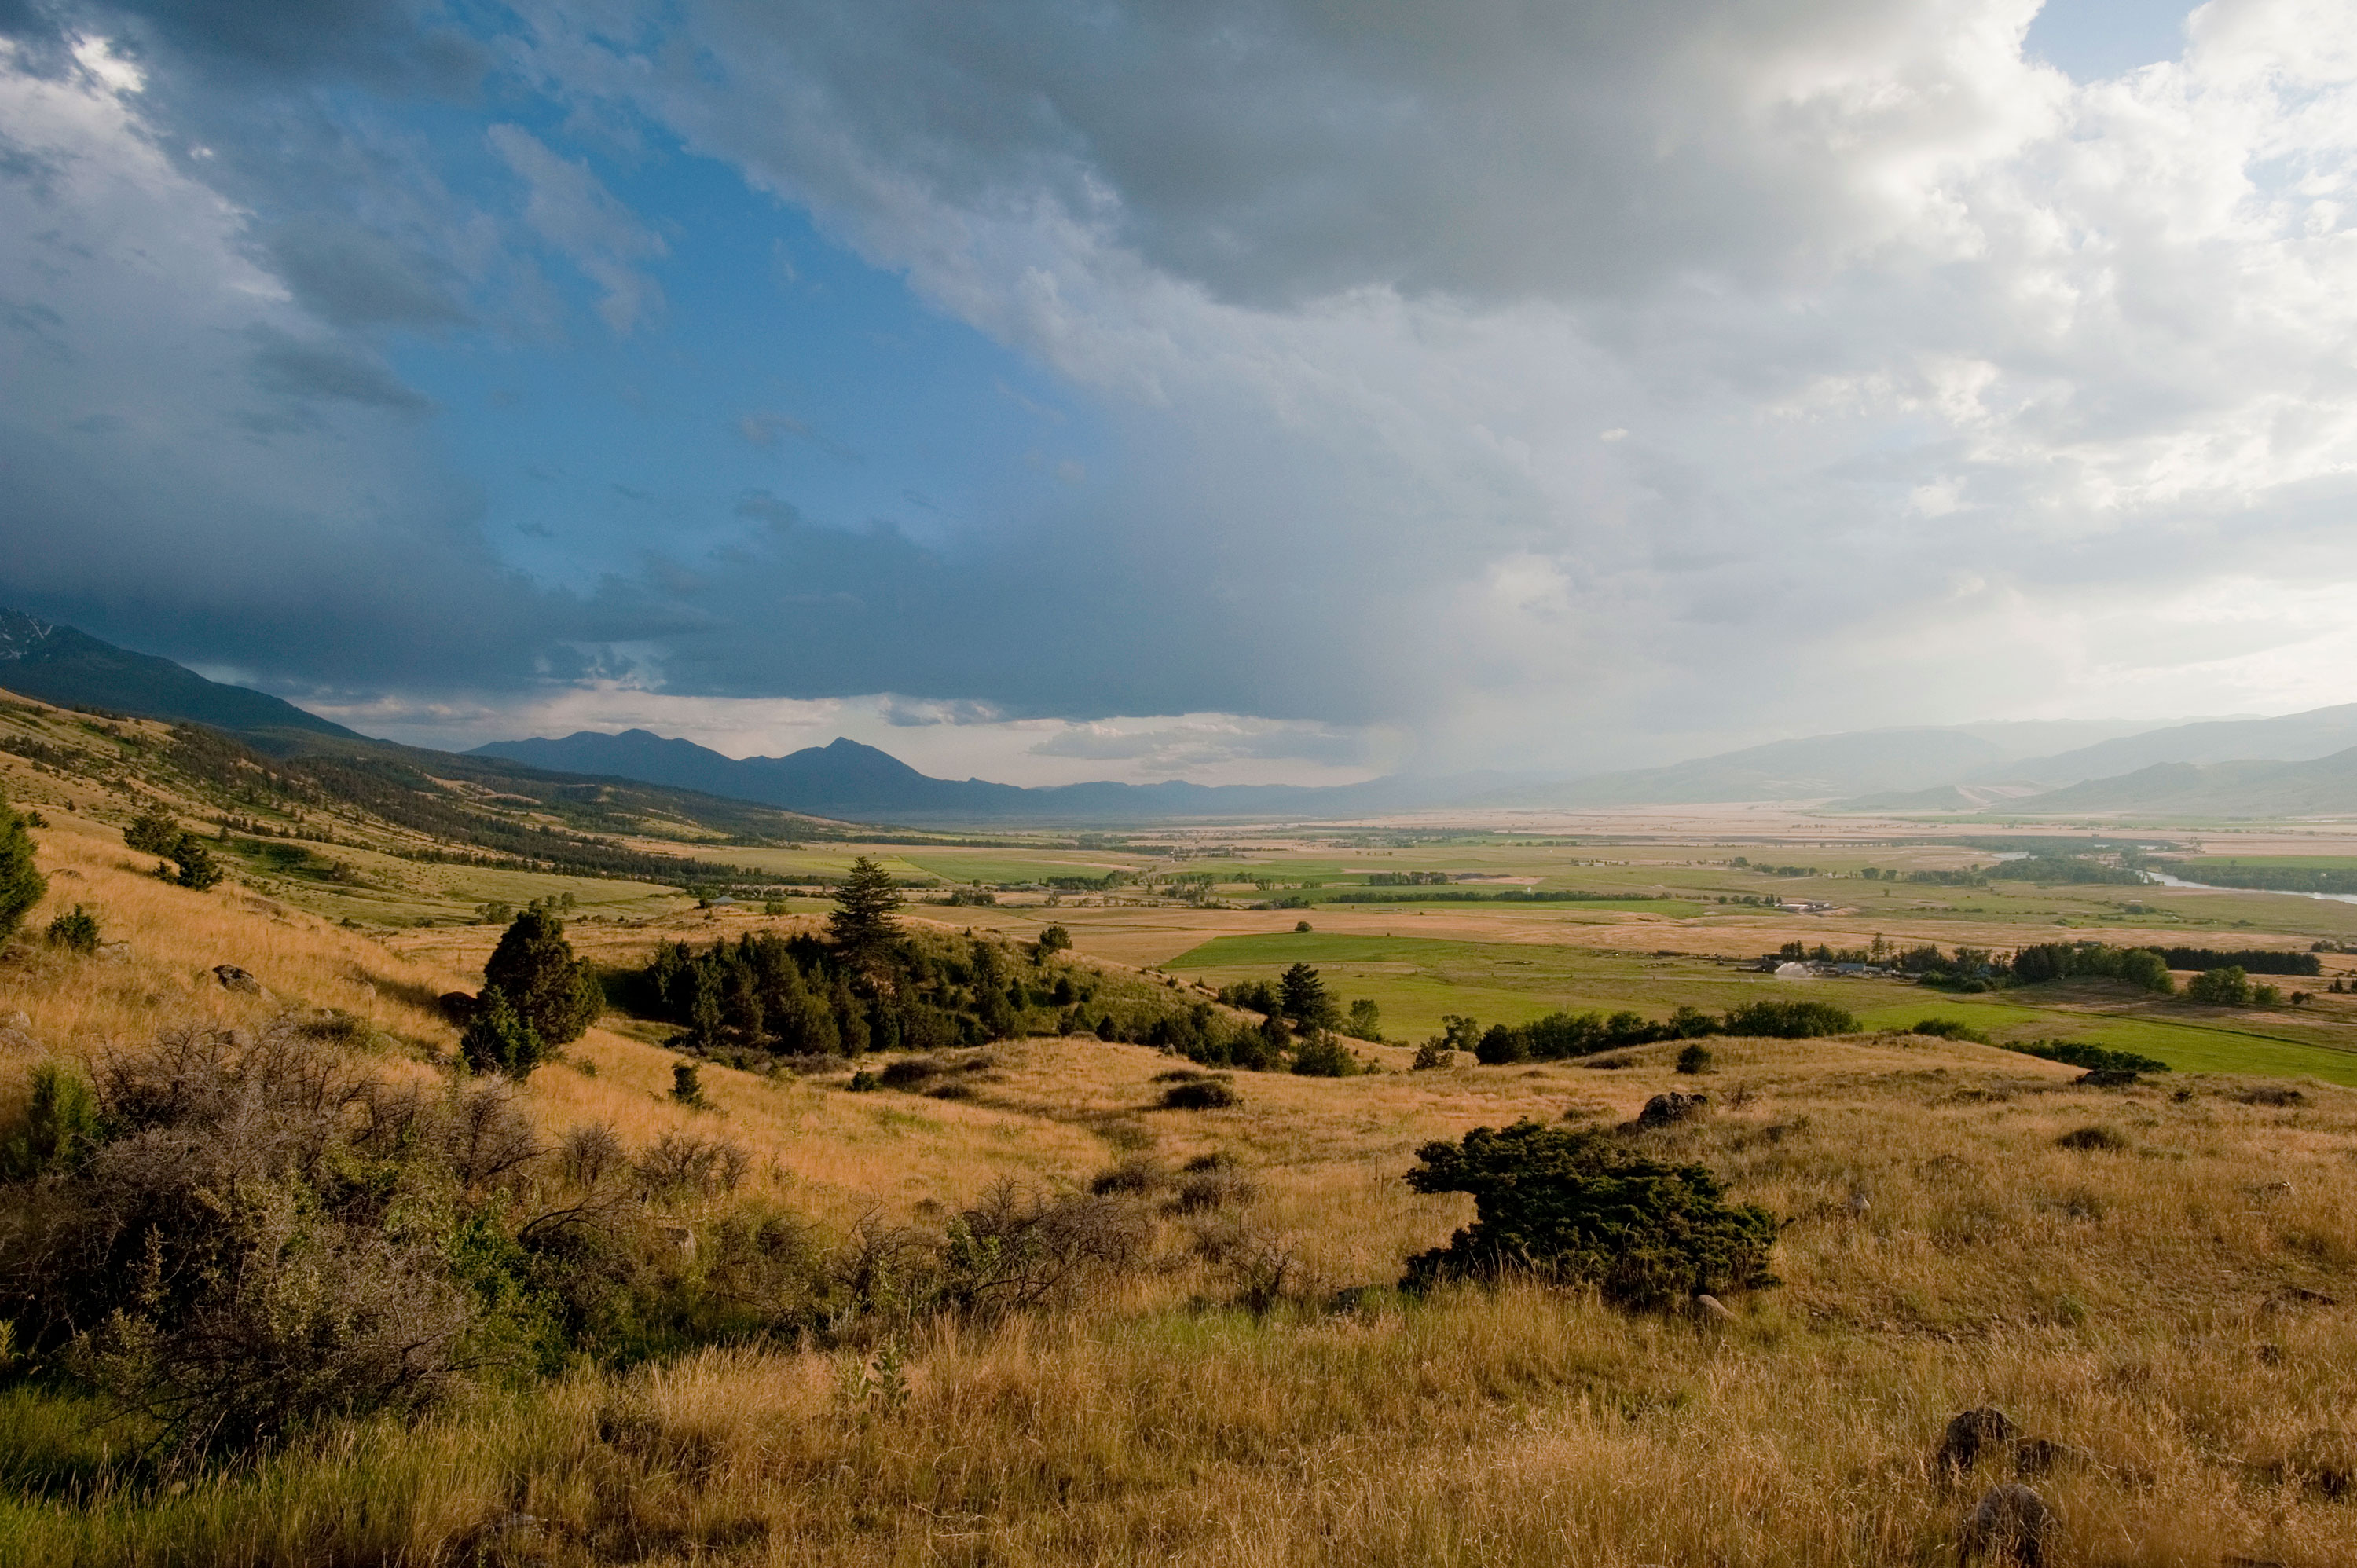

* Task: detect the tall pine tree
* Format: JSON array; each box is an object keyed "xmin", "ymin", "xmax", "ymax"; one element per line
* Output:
[
  {"xmin": 828, "ymin": 855, "xmax": 904, "ymax": 959},
  {"xmin": 0, "ymin": 791, "xmax": 46, "ymax": 945}
]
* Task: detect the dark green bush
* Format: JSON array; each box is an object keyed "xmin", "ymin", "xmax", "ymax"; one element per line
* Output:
[
  {"xmin": 2005, "ymin": 1038, "xmax": 2168, "ymax": 1074},
  {"xmin": 0, "ymin": 795, "xmax": 47, "ymax": 942},
  {"xmin": 45, "ymin": 903, "xmax": 100, "ymax": 954},
  {"xmin": 1160, "ymin": 1078, "xmax": 1239, "ymax": 1110},
  {"xmin": 123, "ymin": 811, "xmax": 182, "ymax": 855},
  {"xmin": 2056, "ymin": 1125, "xmax": 2128, "ymax": 1152},
  {"xmin": 1402, "ymin": 1120, "xmax": 1776, "ymax": 1309},
  {"xmin": 1912, "ymin": 1017, "xmax": 1990, "ymax": 1042},
  {"xmin": 483, "ymin": 909, "xmax": 601, "ymax": 1046},
  {"xmin": 1721, "ymin": 1000, "xmax": 1857, "ymax": 1038},
  {"xmin": 459, "ymin": 986, "xmax": 548, "ymax": 1077},
  {"xmin": 1289, "ymin": 1031, "xmax": 1362, "ymax": 1077},
  {"xmin": 1674, "ymin": 1042, "xmax": 1714, "ymax": 1075},
  {"xmin": 0, "ymin": 1062, "xmax": 101, "ymax": 1180}
]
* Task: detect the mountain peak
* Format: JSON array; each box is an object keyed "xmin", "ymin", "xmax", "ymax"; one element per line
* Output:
[{"xmin": 0, "ymin": 606, "xmax": 360, "ymax": 739}]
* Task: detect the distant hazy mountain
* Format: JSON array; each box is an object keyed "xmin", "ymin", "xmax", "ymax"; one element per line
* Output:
[
  {"xmin": 0, "ymin": 609, "xmax": 359, "ymax": 739},
  {"xmin": 1470, "ymin": 727, "xmax": 2021, "ymax": 808},
  {"xmin": 1830, "ymin": 781, "xmax": 2053, "ymax": 813},
  {"xmin": 2020, "ymin": 746, "xmax": 2357, "ymax": 818},
  {"xmin": 469, "ymin": 729, "xmax": 1477, "ymax": 822},
  {"xmin": 1978, "ymin": 704, "xmax": 2357, "ymax": 787}
]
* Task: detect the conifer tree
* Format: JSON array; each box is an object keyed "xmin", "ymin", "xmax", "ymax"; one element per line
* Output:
[
  {"xmin": 460, "ymin": 985, "xmax": 548, "ymax": 1076},
  {"xmin": 482, "ymin": 907, "xmax": 601, "ymax": 1046},
  {"xmin": 0, "ymin": 793, "xmax": 46, "ymax": 944},
  {"xmin": 828, "ymin": 855, "xmax": 904, "ymax": 958}
]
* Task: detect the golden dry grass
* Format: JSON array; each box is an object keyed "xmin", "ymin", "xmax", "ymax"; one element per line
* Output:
[{"xmin": 5, "ymin": 804, "xmax": 2357, "ymax": 1565}]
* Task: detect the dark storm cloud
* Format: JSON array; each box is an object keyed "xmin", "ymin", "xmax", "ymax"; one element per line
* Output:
[
  {"xmin": 247, "ymin": 325, "xmax": 434, "ymax": 412},
  {"xmin": 265, "ymin": 215, "xmax": 469, "ymax": 328}
]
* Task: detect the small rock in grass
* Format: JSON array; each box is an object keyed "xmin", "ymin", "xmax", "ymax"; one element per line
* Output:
[
  {"xmin": 1693, "ymin": 1293, "xmax": 1738, "ymax": 1324},
  {"xmin": 212, "ymin": 963, "xmax": 261, "ymax": 993},
  {"xmin": 1937, "ymin": 1408, "xmax": 2019, "ymax": 1476},
  {"xmin": 1959, "ymin": 1482, "xmax": 2056, "ymax": 1566},
  {"xmin": 1637, "ymin": 1091, "xmax": 1709, "ymax": 1127}
]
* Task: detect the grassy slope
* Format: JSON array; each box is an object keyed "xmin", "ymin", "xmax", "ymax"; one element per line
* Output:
[
  {"xmin": 5, "ymin": 845, "xmax": 2355, "ymax": 1563},
  {"xmin": 8, "ymin": 757, "xmax": 2357, "ymax": 1563}
]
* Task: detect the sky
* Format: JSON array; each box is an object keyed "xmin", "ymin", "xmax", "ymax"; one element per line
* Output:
[{"xmin": 1, "ymin": 0, "xmax": 2353, "ymax": 786}]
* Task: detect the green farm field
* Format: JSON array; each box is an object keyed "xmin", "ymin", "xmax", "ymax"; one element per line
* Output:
[{"xmin": 1165, "ymin": 931, "xmax": 2357, "ymax": 1087}]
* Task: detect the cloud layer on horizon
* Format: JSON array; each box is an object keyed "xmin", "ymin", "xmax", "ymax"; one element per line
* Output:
[{"xmin": 2, "ymin": 0, "xmax": 2355, "ymax": 777}]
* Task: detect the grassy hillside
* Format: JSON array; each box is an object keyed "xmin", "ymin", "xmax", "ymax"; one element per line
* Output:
[{"xmin": 4, "ymin": 744, "xmax": 2357, "ymax": 1565}]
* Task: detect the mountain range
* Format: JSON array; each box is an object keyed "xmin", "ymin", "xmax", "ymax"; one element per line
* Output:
[{"xmin": 11, "ymin": 605, "xmax": 2357, "ymax": 822}]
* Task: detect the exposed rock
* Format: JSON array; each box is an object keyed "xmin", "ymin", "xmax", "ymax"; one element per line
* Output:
[
  {"xmin": 1959, "ymin": 1482, "xmax": 2056, "ymax": 1566},
  {"xmin": 1937, "ymin": 1408, "xmax": 2019, "ymax": 1476},
  {"xmin": 1, "ymin": 1009, "xmax": 27, "ymax": 1032},
  {"xmin": 1637, "ymin": 1090, "xmax": 1709, "ymax": 1127},
  {"xmin": 212, "ymin": 964, "xmax": 261, "ymax": 994},
  {"xmin": 2077, "ymin": 1068, "xmax": 2139, "ymax": 1088},
  {"xmin": 96, "ymin": 941, "xmax": 131, "ymax": 964},
  {"xmin": 1693, "ymin": 1293, "xmax": 1738, "ymax": 1324}
]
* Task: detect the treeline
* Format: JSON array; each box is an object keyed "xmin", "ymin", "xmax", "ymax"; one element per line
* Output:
[
  {"xmin": 2150, "ymin": 860, "xmax": 2357, "ymax": 896},
  {"xmin": 630, "ymin": 928, "xmax": 1103, "ymax": 1061},
  {"xmin": 1467, "ymin": 999, "xmax": 1859, "ymax": 1064},
  {"xmin": 1366, "ymin": 870, "xmax": 1452, "ymax": 885},
  {"xmin": 1322, "ymin": 888, "xmax": 1664, "ymax": 905},
  {"xmin": 1988, "ymin": 855, "xmax": 2147, "ymax": 885},
  {"xmin": 2155, "ymin": 947, "xmax": 2321, "ymax": 976}
]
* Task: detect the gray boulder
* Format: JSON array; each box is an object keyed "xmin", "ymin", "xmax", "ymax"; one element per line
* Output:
[{"xmin": 1958, "ymin": 1482, "xmax": 2055, "ymax": 1566}]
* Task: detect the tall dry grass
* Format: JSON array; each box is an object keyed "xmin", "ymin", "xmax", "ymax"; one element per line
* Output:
[{"xmin": 5, "ymin": 794, "xmax": 2355, "ymax": 1564}]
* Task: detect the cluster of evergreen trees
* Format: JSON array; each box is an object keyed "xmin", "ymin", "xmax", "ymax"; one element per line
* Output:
[{"xmin": 1467, "ymin": 999, "xmax": 1857, "ymax": 1064}]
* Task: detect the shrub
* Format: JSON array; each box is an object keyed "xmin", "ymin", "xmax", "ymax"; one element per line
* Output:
[
  {"xmin": 672, "ymin": 1061, "xmax": 707, "ymax": 1108},
  {"xmin": 1346, "ymin": 997, "xmax": 1383, "ymax": 1039},
  {"xmin": 1290, "ymin": 1030, "xmax": 1362, "ymax": 1077},
  {"xmin": 0, "ymin": 1024, "xmax": 490, "ymax": 1454},
  {"xmin": 1401, "ymin": 1120, "xmax": 1777, "ymax": 1309},
  {"xmin": 1161, "ymin": 1078, "xmax": 1239, "ymax": 1110},
  {"xmin": 2005, "ymin": 1039, "xmax": 2168, "ymax": 1074},
  {"xmin": 0, "ymin": 795, "xmax": 47, "ymax": 942},
  {"xmin": 1411, "ymin": 1038, "xmax": 1455, "ymax": 1070},
  {"xmin": 2056, "ymin": 1125, "xmax": 2128, "ymax": 1152},
  {"xmin": 939, "ymin": 1181, "xmax": 1152, "ymax": 1319},
  {"xmin": 459, "ymin": 986, "xmax": 548, "ymax": 1077},
  {"xmin": 164, "ymin": 836, "xmax": 224, "ymax": 890},
  {"xmin": 1912, "ymin": 1017, "xmax": 1990, "ymax": 1042},
  {"xmin": 45, "ymin": 903, "xmax": 100, "ymax": 954},
  {"xmin": 634, "ymin": 1130, "xmax": 748, "ymax": 1199},
  {"xmin": 1, "ymin": 1061, "xmax": 102, "ymax": 1180},
  {"xmin": 1674, "ymin": 1042, "xmax": 1714, "ymax": 1075},
  {"xmin": 123, "ymin": 811, "xmax": 181, "ymax": 855},
  {"xmin": 483, "ymin": 909, "xmax": 601, "ymax": 1046},
  {"xmin": 2188, "ymin": 965, "xmax": 2253, "ymax": 1006},
  {"xmin": 1721, "ymin": 1000, "xmax": 1857, "ymax": 1038},
  {"xmin": 1033, "ymin": 923, "xmax": 1072, "ymax": 959},
  {"xmin": 559, "ymin": 1123, "xmax": 625, "ymax": 1188}
]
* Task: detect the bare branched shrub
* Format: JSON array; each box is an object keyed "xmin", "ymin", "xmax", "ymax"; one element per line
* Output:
[
  {"xmin": 441, "ymin": 1083, "xmax": 541, "ymax": 1191},
  {"xmin": 561, "ymin": 1122, "xmax": 626, "ymax": 1189},
  {"xmin": 0, "ymin": 1020, "xmax": 480, "ymax": 1454},
  {"xmin": 635, "ymin": 1130, "xmax": 750, "ymax": 1200},
  {"xmin": 942, "ymin": 1181, "xmax": 1152, "ymax": 1319}
]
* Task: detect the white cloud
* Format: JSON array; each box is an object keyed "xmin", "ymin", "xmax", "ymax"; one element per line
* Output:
[{"xmin": 502, "ymin": 0, "xmax": 2357, "ymax": 766}]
